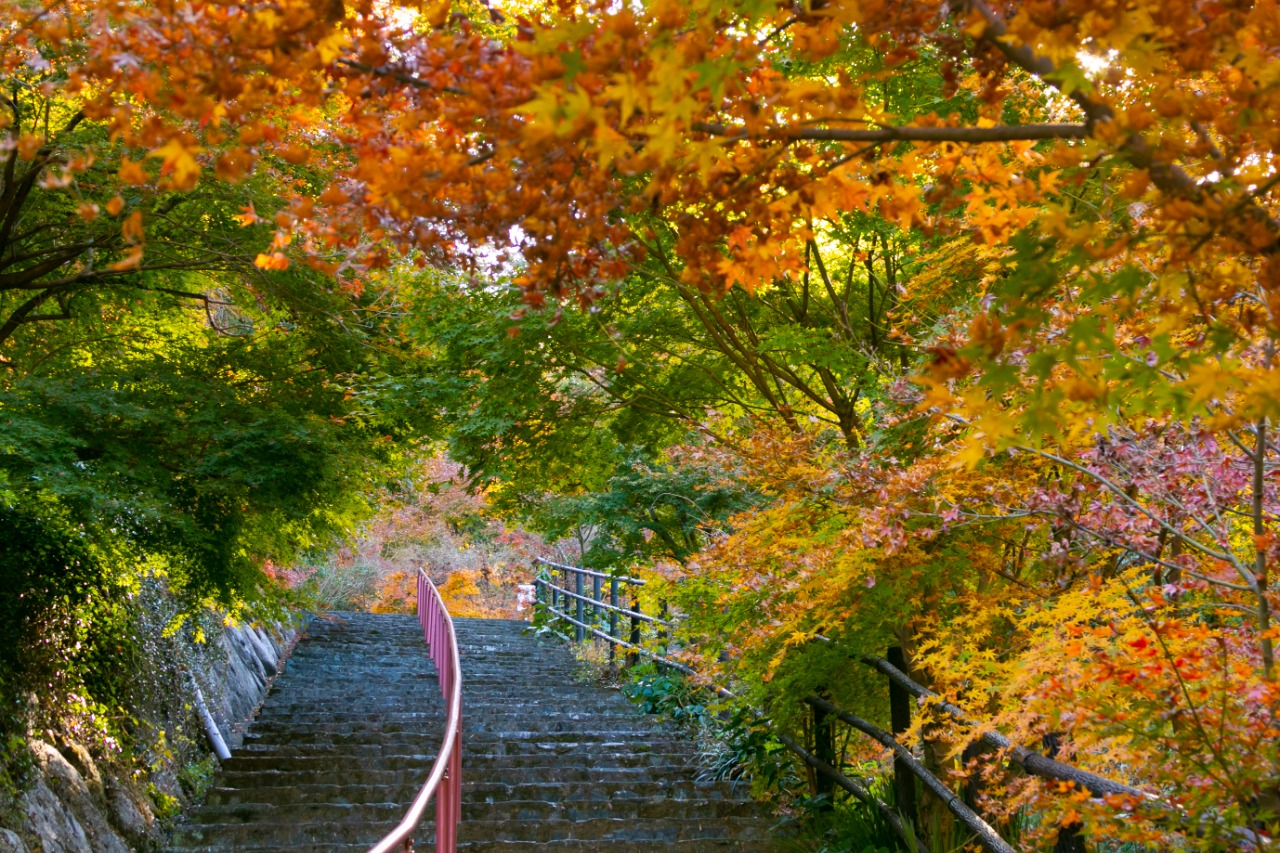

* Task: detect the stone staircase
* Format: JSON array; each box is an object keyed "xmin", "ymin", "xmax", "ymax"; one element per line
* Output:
[{"xmin": 168, "ymin": 612, "xmax": 776, "ymax": 852}]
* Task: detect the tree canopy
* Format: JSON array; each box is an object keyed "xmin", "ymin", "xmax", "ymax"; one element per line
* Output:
[{"xmin": 5, "ymin": 0, "xmax": 1280, "ymax": 849}]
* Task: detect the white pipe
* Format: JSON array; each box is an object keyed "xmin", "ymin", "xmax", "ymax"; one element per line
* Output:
[{"xmin": 191, "ymin": 679, "xmax": 231, "ymax": 761}]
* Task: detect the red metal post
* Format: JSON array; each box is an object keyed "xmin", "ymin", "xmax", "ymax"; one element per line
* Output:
[{"xmin": 369, "ymin": 571, "xmax": 462, "ymax": 853}]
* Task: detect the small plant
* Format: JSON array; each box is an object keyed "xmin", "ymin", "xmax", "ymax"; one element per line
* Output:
[
  {"xmin": 623, "ymin": 667, "xmax": 710, "ymax": 727},
  {"xmin": 148, "ymin": 783, "xmax": 182, "ymax": 823},
  {"xmin": 699, "ymin": 708, "xmax": 794, "ymax": 787},
  {"xmin": 776, "ymin": 777, "xmax": 909, "ymax": 853},
  {"xmin": 175, "ymin": 753, "xmax": 219, "ymax": 803}
]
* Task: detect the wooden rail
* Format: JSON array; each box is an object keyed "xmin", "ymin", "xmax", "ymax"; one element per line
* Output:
[
  {"xmin": 536, "ymin": 558, "xmax": 646, "ymax": 585},
  {"xmin": 533, "ymin": 558, "xmax": 671, "ymax": 666},
  {"xmin": 369, "ymin": 570, "xmax": 462, "ymax": 853}
]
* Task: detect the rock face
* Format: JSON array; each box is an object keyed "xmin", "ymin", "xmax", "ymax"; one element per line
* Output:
[
  {"xmin": 208, "ymin": 623, "xmax": 297, "ymax": 750},
  {"xmin": 20, "ymin": 740, "xmax": 130, "ymax": 853},
  {"xmin": 167, "ymin": 614, "xmax": 777, "ymax": 852},
  {"xmin": 3, "ymin": 619, "xmax": 297, "ymax": 853}
]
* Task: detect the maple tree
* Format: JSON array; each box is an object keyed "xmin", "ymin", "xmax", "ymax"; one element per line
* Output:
[
  {"xmin": 285, "ymin": 453, "xmax": 557, "ymax": 617},
  {"xmin": 5, "ymin": 0, "xmax": 1280, "ymax": 848},
  {"xmin": 358, "ymin": 2, "xmax": 1279, "ymax": 847}
]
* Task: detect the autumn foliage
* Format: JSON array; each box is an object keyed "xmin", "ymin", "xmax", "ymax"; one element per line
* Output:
[
  {"xmin": 6, "ymin": 0, "xmax": 1280, "ymax": 848},
  {"xmin": 283, "ymin": 454, "xmax": 556, "ymax": 618}
]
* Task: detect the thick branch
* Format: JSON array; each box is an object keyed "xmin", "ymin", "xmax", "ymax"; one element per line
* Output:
[
  {"xmin": 337, "ymin": 59, "xmax": 466, "ymax": 96},
  {"xmin": 0, "ymin": 248, "xmax": 96, "ymax": 287},
  {"xmin": 691, "ymin": 121, "xmax": 1089, "ymax": 144},
  {"xmin": 967, "ymin": 0, "xmax": 1280, "ymax": 248},
  {"xmin": 0, "ymin": 284, "xmax": 72, "ymax": 345},
  {"xmin": 0, "ymin": 110, "xmax": 84, "ymax": 251},
  {"xmin": 0, "ymin": 263, "xmax": 237, "ymax": 347}
]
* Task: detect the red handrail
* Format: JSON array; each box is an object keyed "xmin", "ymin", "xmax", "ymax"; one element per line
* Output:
[{"xmin": 368, "ymin": 569, "xmax": 462, "ymax": 853}]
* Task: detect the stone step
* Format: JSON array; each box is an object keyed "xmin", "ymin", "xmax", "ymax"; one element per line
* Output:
[
  {"xmin": 458, "ymin": 842, "xmax": 777, "ymax": 853},
  {"xmin": 204, "ymin": 784, "xmax": 423, "ymax": 808},
  {"xmin": 168, "ymin": 613, "xmax": 776, "ymax": 851},
  {"xmin": 460, "ymin": 751, "xmax": 701, "ymax": 769},
  {"xmin": 250, "ymin": 701, "xmax": 443, "ymax": 715},
  {"xmin": 203, "ymin": 778, "xmax": 752, "ymax": 808},
  {"xmin": 172, "ymin": 819, "xmax": 413, "ymax": 848},
  {"xmin": 463, "ymin": 730, "xmax": 684, "ymax": 746},
  {"xmin": 465, "ymin": 779, "xmax": 754, "ymax": 803},
  {"xmin": 250, "ymin": 710, "xmax": 442, "ymax": 723},
  {"xmin": 186, "ymin": 801, "xmax": 410, "ymax": 826},
  {"xmin": 238, "ymin": 728, "xmax": 677, "ymax": 754},
  {"xmin": 454, "ymin": 816, "xmax": 775, "ymax": 844},
  {"xmin": 189, "ymin": 796, "xmax": 762, "ymax": 826},
  {"xmin": 461, "ymin": 797, "xmax": 765, "ymax": 824},
  {"xmin": 216, "ymin": 763, "xmax": 705, "ymax": 790},
  {"xmin": 236, "ymin": 742, "xmax": 442, "ymax": 758},
  {"xmin": 219, "ymin": 754, "xmax": 439, "ymax": 774}
]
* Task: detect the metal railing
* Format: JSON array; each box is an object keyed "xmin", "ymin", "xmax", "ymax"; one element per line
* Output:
[
  {"xmin": 369, "ymin": 570, "xmax": 462, "ymax": 853},
  {"xmin": 533, "ymin": 558, "xmax": 684, "ymax": 669}
]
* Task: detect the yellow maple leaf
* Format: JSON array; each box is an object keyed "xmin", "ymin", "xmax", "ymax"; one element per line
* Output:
[
  {"xmin": 118, "ymin": 159, "xmax": 147, "ymax": 185},
  {"xmin": 255, "ymin": 252, "xmax": 290, "ymax": 271},
  {"xmin": 121, "ymin": 210, "xmax": 144, "ymax": 244},
  {"xmin": 148, "ymin": 138, "xmax": 204, "ymax": 190},
  {"xmin": 315, "ymin": 30, "xmax": 348, "ymax": 64}
]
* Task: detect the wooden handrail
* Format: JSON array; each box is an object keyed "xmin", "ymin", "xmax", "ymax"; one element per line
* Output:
[
  {"xmin": 537, "ymin": 597, "xmax": 699, "ymax": 677},
  {"xmin": 368, "ymin": 570, "xmax": 463, "ymax": 853},
  {"xmin": 534, "ymin": 557, "xmax": 646, "ymax": 585},
  {"xmin": 535, "ymin": 576, "xmax": 671, "ymax": 626}
]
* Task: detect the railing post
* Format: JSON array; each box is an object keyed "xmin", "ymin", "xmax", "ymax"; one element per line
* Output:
[
  {"xmin": 608, "ymin": 577, "xmax": 619, "ymax": 665},
  {"xmin": 887, "ymin": 646, "xmax": 917, "ymax": 826},
  {"xmin": 628, "ymin": 596, "xmax": 641, "ymax": 667},
  {"xmin": 435, "ymin": 761, "xmax": 447, "ymax": 853},
  {"xmin": 574, "ymin": 569, "xmax": 585, "ymax": 642},
  {"xmin": 1044, "ymin": 733, "xmax": 1085, "ymax": 853},
  {"xmin": 811, "ymin": 690, "xmax": 836, "ymax": 805},
  {"xmin": 657, "ymin": 599, "xmax": 669, "ymax": 673},
  {"xmin": 592, "ymin": 573, "xmax": 602, "ymax": 631}
]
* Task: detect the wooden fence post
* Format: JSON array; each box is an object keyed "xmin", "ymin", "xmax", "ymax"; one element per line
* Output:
[
  {"xmin": 592, "ymin": 574, "xmax": 602, "ymax": 630},
  {"xmin": 657, "ymin": 599, "xmax": 669, "ymax": 674},
  {"xmin": 886, "ymin": 646, "xmax": 917, "ymax": 825},
  {"xmin": 609, "ymin": 577, "xmax": 619, "ymax": 665},
  {"xmin": 628, "ymin": 596, "xmax": 641, "ymax": 667},
  {"xmin": 1044, "ymin": 733, "xmax": 1086, "ymax": 853},
  {"xmin": 812, "ymin": 691, "xmax": 836, "ymax": 805},
  {"xmin": 574, "ymin": 569, "xmax": 585, "ymax": 642}
]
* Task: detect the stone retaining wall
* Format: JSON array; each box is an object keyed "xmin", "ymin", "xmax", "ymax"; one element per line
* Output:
[{"xmin": 1, "ymin": 618, "xmax": 299, "ymax": 853}]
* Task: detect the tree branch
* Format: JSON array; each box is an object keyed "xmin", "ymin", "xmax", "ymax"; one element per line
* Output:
[
  {"xmin": 966, "ymin": 0, "xmax": 1280, "ymax": 250},
  {"xmin": 691, "ymin": 121, "xmax": 1089, "ymax": 144}
]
